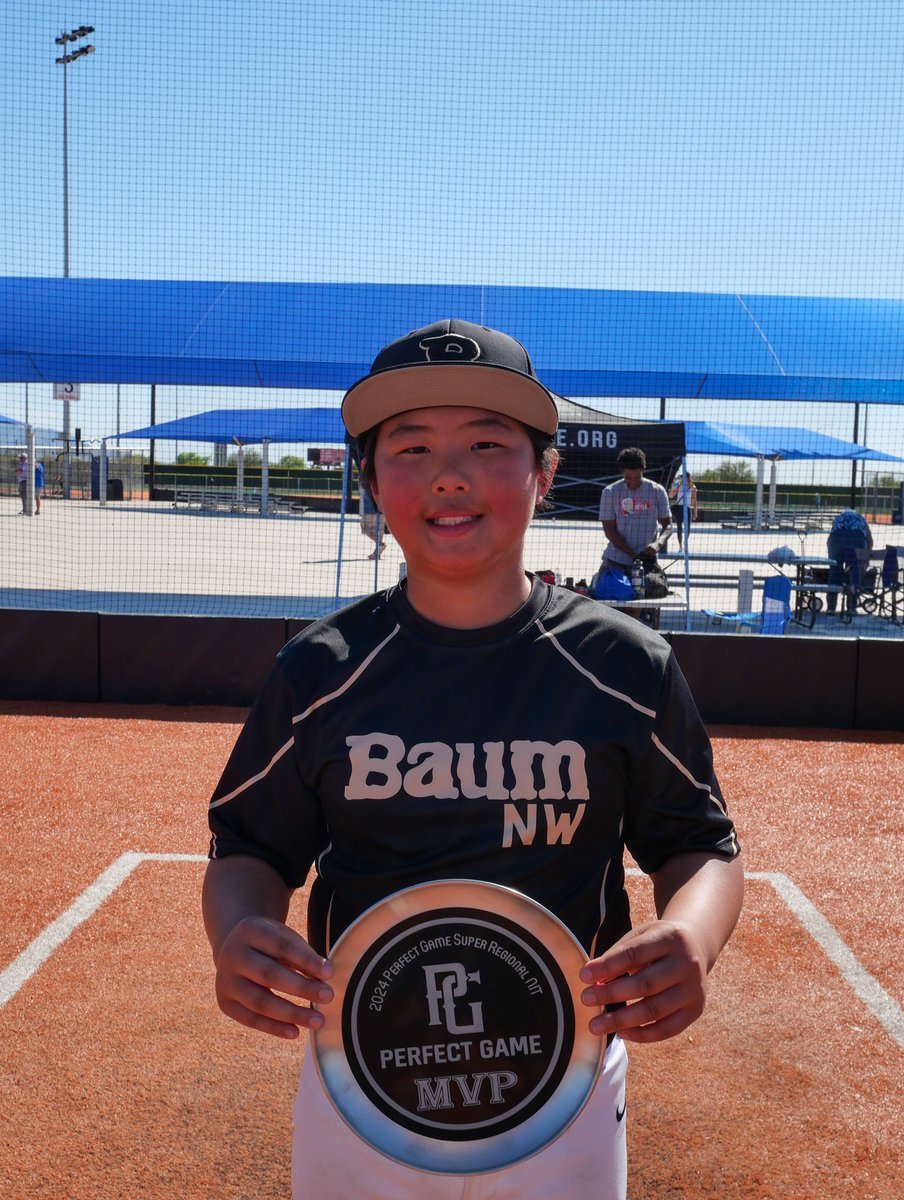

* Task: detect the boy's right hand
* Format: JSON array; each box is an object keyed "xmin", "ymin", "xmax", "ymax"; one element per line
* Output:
[{"xmin": 214, "ymin": 916, "xmax": 334, "ymax": 1040}]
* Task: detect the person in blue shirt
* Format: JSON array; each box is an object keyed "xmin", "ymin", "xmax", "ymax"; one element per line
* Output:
[
  {"xmin": 826, "ymin": 509, "xmax": 873, "ymax": 613},
  {"xmin": 15, "ymin": 454, "xmax": 44, "ymax": 515},
  {"xmin": 33, "ymin": 460, "xmax": 44, "ymax": 515}
]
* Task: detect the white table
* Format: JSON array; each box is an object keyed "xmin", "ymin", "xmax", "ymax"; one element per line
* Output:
[
  {"xmin": 595, "ymin": 597, "xmax": 687, "ymax": 609},
  {"xmin": 595, "ymin": 595, "xmax": 687, "ymax": 629}
]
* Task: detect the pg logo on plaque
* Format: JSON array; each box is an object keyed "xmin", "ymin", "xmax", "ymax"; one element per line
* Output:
[{"xmin": 313, "ymin": 881, "xmax": 602, "ymax": 1175}]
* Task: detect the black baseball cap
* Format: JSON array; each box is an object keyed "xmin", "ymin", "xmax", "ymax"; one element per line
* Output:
[{"xmin": 341, "ymin": 318, "xmax": 559, "ymax": 437}]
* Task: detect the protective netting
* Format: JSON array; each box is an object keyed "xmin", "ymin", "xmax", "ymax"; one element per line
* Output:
[{"xmin": 2, "ymin": 3, "xmax": 903, "ymax": 636}]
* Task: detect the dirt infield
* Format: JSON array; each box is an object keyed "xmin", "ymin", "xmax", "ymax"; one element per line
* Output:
[{"xmin": 1, "ymin": 702, "xmax": 901, "ymax": 1199}]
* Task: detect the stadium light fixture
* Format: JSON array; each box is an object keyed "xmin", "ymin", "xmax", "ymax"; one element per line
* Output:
[
  {"xmin": 54, "ymin": 24, "xmax": 97, "ymax": 497},
  {"xmin": 54, "ymin": 25, "xmax": 97, "ymax": 278}
]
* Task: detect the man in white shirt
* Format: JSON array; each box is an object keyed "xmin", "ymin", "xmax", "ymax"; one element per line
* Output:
[
  {"xmin": 15, "ymin": 455, "xmax": 28, "ymax": 513},
  {"xmin": 599, "ymin": 447, "xmax": 671, "ymax": 571}
]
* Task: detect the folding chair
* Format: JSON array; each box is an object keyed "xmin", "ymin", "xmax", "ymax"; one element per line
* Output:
[
  {"xmin": 703, "ymin": 574, "xmax": 792, "ymax": 634},
  {"xmin": 834, "ymin": 546, "xmax": 861, "ymax": 624},
  {"xmin": 876, "ymin": 546, "xmax": 904, "ymax": 625},
  {"xmin": 760, "ymin": 574, "xmax": 793, "ymax": 635},
  {"xmin": 833, "ymin": 546, "xmax": 888, "ymax": 622}
]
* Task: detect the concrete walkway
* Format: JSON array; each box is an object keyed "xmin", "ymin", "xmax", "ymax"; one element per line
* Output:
[{"xmin": 2, "ymin": 496, "xmax": 901, "ymax": 638}]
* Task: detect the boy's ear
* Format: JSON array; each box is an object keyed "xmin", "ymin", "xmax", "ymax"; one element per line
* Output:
[
  {"xmin": 362, "ymin": 459, "xmax": 382, "ymax": 510},
  {"xmin": 537, "ymin": 449, "xmax": 559, "ymax": 499}
]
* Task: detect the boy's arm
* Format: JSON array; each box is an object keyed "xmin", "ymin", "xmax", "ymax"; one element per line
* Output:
[
  {"xmin": 602, "ymin": 519, "xmax": 637, "ymax": 560},
  {"xmin": 580, "ymin": 850, "xmax": 743, "ymax": 1043},
  {"xmin": 203, "ymin": 854, "xmax": 334, "ymax": 1040}
]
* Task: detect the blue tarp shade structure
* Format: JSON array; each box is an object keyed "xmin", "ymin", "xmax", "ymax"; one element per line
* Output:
[
  {"xmin": 119, "ymin": 401, "xmax": 679, "ymax": 450},
  {"xmin": 115, "ymin": 401, "xmax": 688, "ymax": 522},
  {"xmin": 0, "ymin": 412, "xmax": 61, "ymax": 446},
  {"xmin": 116, "ymin": 406, "xmax": 347, "ymax": 445},
  {"xmin": 684, "ymin": 421, "xmax": 904, "ymax": 461},
  {"xmin": 5, "ymin": 277, "xmax": 904, "ymax": 403},
  {"xmin": 677, "ymin": 417, "xmax": 904, "ymax": 541}
]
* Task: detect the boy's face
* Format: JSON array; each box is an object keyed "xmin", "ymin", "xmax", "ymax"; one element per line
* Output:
[{"xmin": 370, "ymin": 405, "xmax": 553, "ymax": 584}]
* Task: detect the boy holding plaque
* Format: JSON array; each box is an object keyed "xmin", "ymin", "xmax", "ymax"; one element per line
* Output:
[{"xmin": 203, "ymin": 319, "xmax": 744, "ymax": 1199}]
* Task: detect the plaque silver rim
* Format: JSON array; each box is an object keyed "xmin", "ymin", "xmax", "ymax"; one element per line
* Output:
[{"xmin": 311, "ymin": 879, "xmax": 603, "ymax": 1175}]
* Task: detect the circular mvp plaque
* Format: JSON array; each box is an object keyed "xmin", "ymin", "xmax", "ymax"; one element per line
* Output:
[{"xmin": 312, "ymin": 880, "xmax": 603, "ymax": 1175}]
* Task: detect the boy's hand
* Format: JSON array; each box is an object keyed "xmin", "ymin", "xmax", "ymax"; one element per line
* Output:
[
  {"xmin": 579, "ymin": 919, "xmax": 707, "ymax": 1044},
  {"xmin": 214, "ymin": 916, "xmax": 334, "ymax": 1040}
]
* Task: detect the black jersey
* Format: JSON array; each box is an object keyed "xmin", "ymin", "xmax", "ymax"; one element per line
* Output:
[{"xmin": 208, "ymin": 577, "xmax": 738, "ymax": 958}]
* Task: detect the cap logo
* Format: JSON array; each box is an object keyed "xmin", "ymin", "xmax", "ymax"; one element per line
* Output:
[{"xmin": 418, "ymin": 334, "xmax": 481, "ymax": 363}]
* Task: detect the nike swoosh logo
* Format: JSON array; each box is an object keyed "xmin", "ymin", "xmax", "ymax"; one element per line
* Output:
[{"xmin": 616, "ymin": 1101, "xmax": 626, "ymax": 1123}]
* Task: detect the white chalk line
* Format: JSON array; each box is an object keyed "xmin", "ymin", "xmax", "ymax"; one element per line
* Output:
[
  {"xmin": 0, "ymin": 852, "xmax": 206, "ymax": 1010},
  {"xmin": 1, "ymin": 857, "xmax": 901, "ymax": 1051},
  {"xmin": 625, "ymin": 866, "xmax": 903, "ymax": 1049},
  {"xmin": 748, "ymin": 870, "xmax": 904, "ymax": 1050}
]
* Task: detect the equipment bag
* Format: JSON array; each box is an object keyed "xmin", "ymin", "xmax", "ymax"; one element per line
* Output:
[
  {"xmin": 593, "ymin": 568, "xmax": 636, "ymax": 601},
  {"xmin": 644, "ymin": 569, "xmax": 671, "ymax": 599}
]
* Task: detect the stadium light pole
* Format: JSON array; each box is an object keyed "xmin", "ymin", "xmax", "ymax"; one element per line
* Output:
[
  {"xmin": 54, "ymin": 25, "xmax": 96, "ymax": 498},
  {"xmin": 55, "ymin": 25, "xmax": 95, "ymax": 277}
]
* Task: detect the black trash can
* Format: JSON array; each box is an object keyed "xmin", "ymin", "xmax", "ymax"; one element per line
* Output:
[{"xmin": 106, "ymin": 478, "xmax": 124, "ymax": 501}]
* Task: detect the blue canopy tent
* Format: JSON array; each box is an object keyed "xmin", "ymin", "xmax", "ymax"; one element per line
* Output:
[
  {"xmin": 6, "ymin": 277, "xmax": 902, "ymax": 513},
  {"xmin": 113, "ymin": 405, "xmax": 349, "ymax": 523},
  {"xmin": 681, "ymin": 419, "xmax": 904, "ymax": 529},
  {"xmin": 114, "ymin": 407, "xmax": 349, "ymax": 526},
  {"xmin": 555, "ymin": 401, "xmax": 902, "ymax": 519},
  {"xmin": 0, "ymin": 412, "xmax": 62, "ymax": 447},
  {"xmin": 4, "ymin": 277, "xmax": 904, "ymax": 405},
  {"xmin": 683, "ymin": 421, "xmax": 904, "ymax": 461},
  {"xmin": 550, "ymin": 402, "xmax": 903, "ymax": 609},
  {"xmin": 116, "ymin": 406, "xmax": 347, "ymax": 445},
  {"xmin": 115, "ymin": 401, "xmax": 686, "ymax": 519}
]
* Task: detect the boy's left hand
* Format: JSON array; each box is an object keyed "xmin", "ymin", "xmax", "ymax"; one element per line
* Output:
[{"xmin": 579, "ymin": 919, "xmax": 708, "ymax": 1043}]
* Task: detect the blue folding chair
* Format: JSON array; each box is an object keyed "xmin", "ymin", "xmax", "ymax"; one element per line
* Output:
[
  {"xmin": 760, "ymin": 574, "xmax": 792, "ymax": 635},
  {"xmin": 704, "ymin": 574, "xmax": 792, "ymax": 635}
]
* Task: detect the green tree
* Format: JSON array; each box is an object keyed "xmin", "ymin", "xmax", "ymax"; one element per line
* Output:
[
  {"xmin": 278, "ymin": 455, "xmax": 307, "ymax": 468},
  {"xmin": 697, "ymin": 460, "xmax": 755, "ymax": 483},
  {"xmin": 227, "ymin": 450, "xmax": 262, "ymax": 465},
  {"xmin": 175, "ymin": 451, "xmax": 210, "ymax": 466}
]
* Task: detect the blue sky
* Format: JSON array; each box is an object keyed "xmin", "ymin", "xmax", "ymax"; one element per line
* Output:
[
  {"xmin": 7, "ymin": 0, "xmax": 904, "ymax": 292},
  {"xmin": 3, "ymin": 0, "xmax": 904, "ymax": 468}
]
